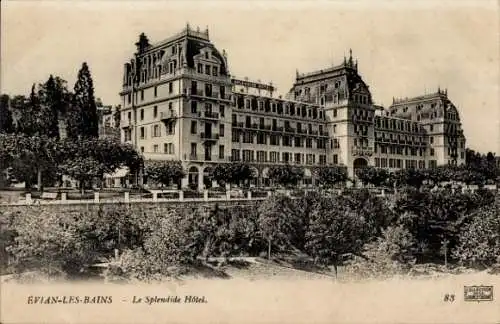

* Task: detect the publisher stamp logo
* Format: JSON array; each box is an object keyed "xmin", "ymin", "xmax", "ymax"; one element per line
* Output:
[{"xmin": 464, "ymin": 285, "xmax": 494, "ymax": 302}]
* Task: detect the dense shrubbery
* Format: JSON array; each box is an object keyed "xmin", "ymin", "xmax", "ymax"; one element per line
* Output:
[{"xmin": 1, "ymin": 187, "xmax": 498, "ymax": 281}]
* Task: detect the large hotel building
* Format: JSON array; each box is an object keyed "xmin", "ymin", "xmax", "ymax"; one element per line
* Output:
[{"xmin": 119, "ymin": 25, "xmax": 466, "ymax": 190}]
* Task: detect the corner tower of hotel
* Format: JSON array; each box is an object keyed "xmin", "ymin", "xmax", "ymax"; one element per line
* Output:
[{"xmin": 119, "ymin": 25, "xmax": 466, "ymax": 189}]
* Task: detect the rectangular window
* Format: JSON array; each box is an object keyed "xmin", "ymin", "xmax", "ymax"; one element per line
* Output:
[
  {"xmin": 205, "ymin": 65, "xmax": 211, "ymax": 75},
  {"xmin": 164, "ymin": 143, "xmax": 168, "ymax": 154},
  {"xmin": 243, "ymin": 131, "xmax": 253, "ymax": 144},
  {"xmin": 140, "ymin": 127, "xmax": 145, "ymax": 139},
  {"xmin": 128, "ymin": 112, "xmax": 131, "ymax": 120},
  {"xmin": 197, "ymin": 63, "xmax": 203, "ymax": 73},
  {"xmin": 154, "ymin": 86, "xmax": 158, "ymax": 97},
  {"xmin": 294, "ymin": 137, "xmax": 302, "ymax": 147},
  {"xmin": 319, "ymin": 155, "xmax": 326, "ymax": 165},
  {"xmin": 153, "ymin": 125, "xmax": 161, "ymax": 137},
  {"xmin": 140, "ymin": 109, "xmax": 144, "ymax": 121},
  {"xmin": 191, "ymin": 101, "xmax": 197, "ymax": 113},
  {"xmin": 153, "ymin": 145, "xmax": 158, "ymax": 153},
  {"xmin": 191, "ymin": 143, "xmax": 197, "ymax": 156},
  {"xmin": 219, "ymin": 145, "xmax": 224, "ymax": 159},
  {"xmin": 127, "ymin": 93, "xmax": 131, "ymax": 104},
  {"xmin": 140, "ymin": 146, "xmax": 144, "ymax": 153},
  {"xmin": 191, "ymin": 121, "xmax": 197, "ymax": 134},
  {"xmin": 231, "ymin": 149, "xmax": 240, "ymax": 161},
  {"xmin": 333, "ymin": 154, "xmax": 338, "ymax": 164},
  {"xmin": 219, "ymin": 124, "xmax": 224, "ymax": 137},
  {"xmin": 140, "ymin": 90, "xmax": 144, "ymax": 101},
  {"xmin": 169, "ymin": 82, "xmax": 173, "ymax": 93},
  {"xmin": 220, "ymin": 105, "xmax": 225, "ymax": 117},
  {"xmin": 213, "ymin": 67, "xmax": 218, "ymax": 76},
  {"xmin": 153, "ymin": 106, "xmax": 158, "ymax": 118},
  {"xmin": 232, "ymin": 130, "xmax": 239, "ymax": 142}
]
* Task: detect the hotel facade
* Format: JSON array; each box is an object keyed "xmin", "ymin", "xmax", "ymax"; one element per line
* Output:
[{"xmin": 119, "ymin": 26, "xmax": 466, "ymax": 190}]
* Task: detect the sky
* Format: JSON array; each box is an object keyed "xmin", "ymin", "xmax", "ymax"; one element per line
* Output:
[{"xmin": 1, "ymin": 0, "xmax": 499, "ymax": 154}]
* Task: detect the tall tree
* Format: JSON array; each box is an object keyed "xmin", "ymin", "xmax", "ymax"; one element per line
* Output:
[
  {"xmin": 37, "ymin": 76, "xmax": 60, "ymax": 138},
  {"xmin": 15, "ymin": 85, "xmax": 43, "ymax": 136},
  {"xmin": 0, "ymin": 94, "xmax": 14, "ymax": 134},
  {"xmin": 69, "ymin": 62, "xmax": 98, "ymax": 139}
]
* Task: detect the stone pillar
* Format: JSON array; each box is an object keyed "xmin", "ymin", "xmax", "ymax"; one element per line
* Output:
[
  {"xmin": 226, "ymin": 190, "xmax": 231, "ymax": 200},
  {"xmin": 61, "ymin": 192, "xmax": 67, "ymax": 201},
  {"xmin": 94, "ymin": 192, "xmax": 99, "ymax": 203},
  {"xmin": 124, "ymin": 192, "xmax": 130, "ymax": 203},
  {"xmin": 204, "ymin": 190, "xmax": 209, "ymax": 201},
  {"xmin": 25, "ymin": 193, "xmax": 32, "ymax": 205},
  {"xmin": 181, "ymin": 177, "xmax": 189, "ymax": 189},
  {"xmin": 198, "ymin": 173, "xmax": 204, "ymax": 191},
  {"xmin": 152, "ymin": 192, "xmax": 158, "ymax": 201},
  {"xmin": 247, "ymin": 191, "xmax": 252, "ymax": 200},
  {"xmin": 179, "ymin": 190, "xmax": 184, "ymax": 201}
]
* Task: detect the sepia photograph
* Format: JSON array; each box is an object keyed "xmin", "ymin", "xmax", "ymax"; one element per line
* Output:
[{"xmin": 0, "ymin": 0, "xmax": 499, "ymax": 323}]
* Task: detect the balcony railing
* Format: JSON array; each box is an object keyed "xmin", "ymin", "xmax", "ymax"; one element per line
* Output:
[
  {"xmin": 351, "ymin": 146, "xmax": 374, "ymax": 157},
  {"xmin": 189, "ymin": 89, "xmax": 204, "ymax": 96},
  {"xmin": 121, "ymin": 119, "xmax": 132, "ymax": 128},
  {"xmin": 200, "ymin": 133, "xmax": 220, "ymax": 140},
  {"xmin": 201, "ymin": 111, "xmax": 219, "ymax": 119},
  {"xmin": 320, "ymin": 131, "xmax": 329, "ymax": 137},
  {"xmin": 284, "ymin": 127, "xmax": 296, "ymax": 133},
  {"xmin": 297, "ymin": 129, "xmax": 307, "ymax": 134},
  {"xmin": 251, "ymin": 123, "xmax": 259, "ymax": 129},
  {"xmin": 160, "ymin": 110, "xmax": 177, "ymax": 121}
]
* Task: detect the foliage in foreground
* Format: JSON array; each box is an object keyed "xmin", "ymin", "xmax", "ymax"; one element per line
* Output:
[{"xmin": 1, "ymin": 188, "xmax": 498, "ymax": 282}]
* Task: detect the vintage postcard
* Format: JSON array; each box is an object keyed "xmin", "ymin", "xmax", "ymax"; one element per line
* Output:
[{"xmin": 1, "ymin": 0, "xmax": 499, "ymax": 323}]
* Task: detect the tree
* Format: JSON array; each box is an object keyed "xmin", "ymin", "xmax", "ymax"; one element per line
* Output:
[
  {"xmin": 391, "ymin": 168, "xmax": 426, "ymax": 189},
  {"xmin": 304, "ymin": 195, "xmax": 370, "ymax": 277},
  {"xmin": 0, "ymin": 94, "xmax": 14, "ymax": 134},
  {"xmin": 257, "ymin": 195, "xmax": 297, "ymax": 259},
  {"xmin": 211, "ymin": 162, "xmax": 255, "ymax": 188},
  {"xmin": 267, "ymin": 164, "xmax": 304, "ymax": 187},
  {"xmin": 344, "ymin": 189, "xmax": 394, "ymax": 237},
  {"xmin": 0, "ymin": 134, "xmax": 58, "ymax": 191},
  {"xmin": 7, "ymin": 209, "xmax": 98, "ymax": 278},
  {"xmin": 355, "ymin": 166, "xmax": 390, "ymax": 187},
  {"xmin": 68, "ymin": 62, "xmax": 98, "ymax": 139},
  {"xmin": 143, "ymin": 160, "xmax": 186, "ymax": 188},
  {"xmin": 57, "ymin": 138, "xmax": 143, "ymax": 192},
  {"xmin": 392, "ymin": 186, "xmax": 494, "ymax": 263},
  {"xmin": 465, "ymin": 149, "xmax": 499, "ymax": 183},
  {"xmin": 37, "ymin": 76, "xmax": 61, "ymax": 139},
  {"xmin": 14, "ymin": 85, "xmax": 43, "ymax": 136},
  {"xmin": 113, "ymin": 105, "xmax": 121, "ymax": 128},
  {"xmin": 453, "ymin": 201, "xmax": 500, "ymax": 267},
  {"xmin": 314, "ymin": 166, "xmax": 348, "ymax": 188}
]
